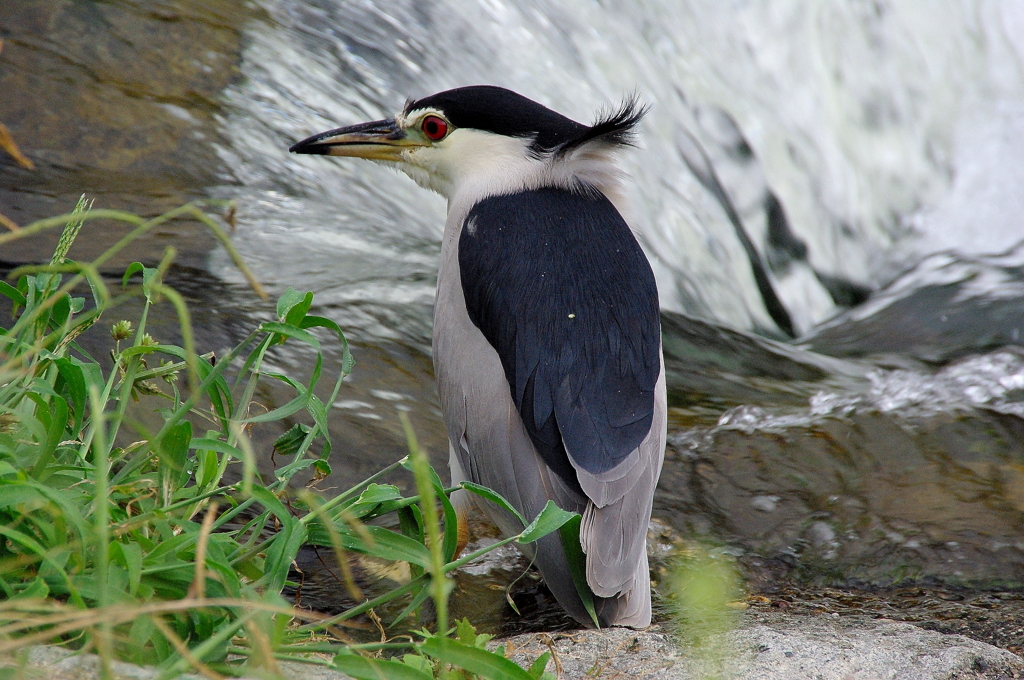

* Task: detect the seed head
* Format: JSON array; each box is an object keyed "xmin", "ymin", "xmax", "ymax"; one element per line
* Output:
[{"xmin": 111, "ymin": 320, "xmax": 134, "ymax": 341}]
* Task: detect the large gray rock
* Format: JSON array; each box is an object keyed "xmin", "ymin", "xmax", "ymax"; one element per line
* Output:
[
  {"xmin": 3, "ymin": 644, "xmax": 351, "ymax": 680},
  {"xmin": 7, "ymin": 614, "xmax": 1022, "ymax": 680},
  {"xmin": 501, "ymin": 615, "xmax": 1024, "ymax": 680}
]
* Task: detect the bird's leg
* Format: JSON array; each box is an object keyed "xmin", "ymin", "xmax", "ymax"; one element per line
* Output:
[
  {"xmin": 448, "ymin": 443, "xmax": 472, "ymax": 558},
  {"xmin": 454, "ymin": 504, "xmax": 470, "ymax": 558}
]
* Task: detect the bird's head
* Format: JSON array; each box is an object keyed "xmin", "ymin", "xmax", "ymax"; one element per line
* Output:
[{"xmin": 289, "ymin": 85, "xmax": 645, "ymax": 203}]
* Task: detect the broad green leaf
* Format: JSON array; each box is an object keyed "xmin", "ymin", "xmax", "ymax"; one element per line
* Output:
[
  {"xmin": 14, "ymin": 577, "xmax": 49, "ymax": 600},
  {"xmin": 145, "ymin": 532, "xmax": 198, "ymax": 563},
  {"xmin": 73, "ymin": 357, "xmax": 104, "ymax": 399},
  {"xmin": 558, "ymin": 515, "xmax": 599, "ymax": 628},
  {"xmin": 402, "ymin": 456, "xmax": 445, "ymax": 493},
  {"xmin": 439, "ymin": 483, "xmax": 459, "ymax": 562},
  {"xmin": 273, "ymin": 457, "xmax": 320, "ymax": 484},
  {"xmin": 355, "ymin": 484, "xmax": 402, "ymax": 505},
  {"xmin": 31, "ymin": 396, "xmax": 68, "ymax": 478},
  {"xmin": 517, "ymin": 501, "xmax": 576, "ymax": 544},
  {"xmin": 54, "ymin": 357, "xmax": 87, "ymax": 434},
  {"xmin": 117, "ymin": 346, "xmax": 160, "ymax": 361},
  {"xmin": 528, "ymin": 652, "xmax": 551, "ymax": 679},
  {"xmin": 400, "ymin": 655, "xmax": 432, "ymax": 674},
  {"xmin": 50, "ymin": 292, "xmax": 71, "ymax": 327},
  {"xmin": 122, "ymin": 262, "xmax": 145, "ymax": 287},
  {"xmin": 332, "ymin": 655, "xmax": 433, "ymax": 680},
  {"xmin": 272, "ymin": 423, "xmax": 312, "ymax": 457},
  {"xmin": 24, "ymin": 511, "xmax": 57, "ymax": 546},
  {"xmin": 249, "ymin": 486, "xmax": 294, "ymax": 525},
  {"xmin": 259, "ymin": 321, "xmax": 319, "ymax": 349},
  {"xmin": 262, "ymin": 521, "xmax": 307, "ymax": 595},
  {"xmin": 460, "ymin": 482, "xmax": 526, "ymax": 527},
  {"xmin": 396, "ymin": 457, "xmax": 458, "ymax": 559},
  {"xmin": 0, "ymin": 485, "xmax": 48, "ymax": 511},
  {"xmin": 239, "ymin": 363, "xmax": 322, "ymax": 424},
  {"xmin": 10, "ymin": 406, "xmax": 45, "ymax": 458},
  {"xmin": 0, "ymin": 525, "xmax": 55, "ymax": 571},
  {"xmin": 190, "ymin": 438, "xmax": 242, "ymax": 458},
  {"xmin": 121, "ymin": 264, "xmax": 161, "ymax": 299},
  {"xmin": 307, "ymin": 393, "xmax": 331, "ymax": 457},
  {"xmin": 335, "ymin": 483, "xmax": 403, "ymax": 519},
  {"xmin": 301, "ymin": 314, "xmax": 354, "ymax": 374},
  {"xmin": 300, "ymin": 314, "xmax": 344, "ymax": 340},
  {"xmin": 112, "ymin": 541, "xmax": 143, "ymax": 596},
  {"xmin": 128, "ymin": 617, "xmax": 161, "ymax": 664},
  {"xmin": 420, "ymin": 637, "xmax": 534, "ymax": 680},
  {"xmin": 306, "ymin": 522, "xmax": 431, "ymax": 568},
  {"xmin": 248, "ymin": 486, "xmax": 306, "ymax": 592},
  {"xmin": 0, "ymin": 280, "xmax": 26, "ymax": 306},
  {"xmin": 284, "ymin": 291, "xmax": 314, "ymax": 328},
  {"xmin": 398, "ymin": 505, "xmax": 424, "ymax": 546},
  {"xmin": 242, "ymin": 396, "xmax": 307, "ymax": 425},
  {"xmin": 201, "ymin": 539, "xmax": 243, "ymax": 598},
  {"xmin": 142, "ymin": 266, "xmax": 160, "ymax": 294},
  {"xmin": 456, "ymin": 618, "xmax": 493, "ymax": 648},
  {"xmin": 13, "ymin": 479, "xmax": 90, "ymax": 545},
  {"xmin": 158, "ymin": 420, "xmax": 192, "ymax": 485},
  {"xmin": 25, "ymin": 380, "xmax": 60, "ymax": 402},
  {"xmin": 276, "ymin": 287, "xmax": 307, "ymax": 321},
  {"xmin": 195, "ymin": 448, "xmax": 220, "ymax": 489},
  {"xmin": 356, "ymin": 526, "xmax": 431, "ymax": 568}
]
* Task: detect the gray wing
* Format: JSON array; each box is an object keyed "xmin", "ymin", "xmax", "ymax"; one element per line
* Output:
[
  {"xmin": 582, "ymin": 357, "xmax": 665, "ymax": 627},
  {"xmin": 458, "ymin": 189, "xmax": 662, "ymax": 493},
  {"xmin": 434, "ymin": 194, "xmax": 665, "ymax": 627},
  {"xmin": 435, "ymin": 287, "xmax": 597, "ymax": 625}
]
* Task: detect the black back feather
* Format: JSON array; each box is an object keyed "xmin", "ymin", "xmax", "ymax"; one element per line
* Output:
[{"xmin": 459, "ymin": 187, "xmax": 660, "ymax": 492}]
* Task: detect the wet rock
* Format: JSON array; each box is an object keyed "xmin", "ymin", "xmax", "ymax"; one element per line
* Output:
[
  {"xmin": 3, "ymin": 644, "xmax": 350, "ymax": 680},
  {"xmin": 9, "ymin": 617, "xmax": 1023, "ymax": 680},
  {"xmin": 500, "ymin": 616, "xmax": 1024, "ymax": 680},
  {"xmin": 803, "ymin": 246, "xmax": 1024, "ymax": 364},
  {"xmin": 658, "ymin": 342, "xmax": 1024, "ymax": 588},
  {"xmin": 0, "ymin": 0, "xmax": 262, "ymax": 268},
  {"xmin": 660, "ymin": 311, "xmax": 868, "ymax": 412},
  {"xmin": 658, "ymin": 402, "xmax": 1024, "ymax": 585}
]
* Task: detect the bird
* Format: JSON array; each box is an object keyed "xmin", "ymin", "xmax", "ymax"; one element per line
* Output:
[{"xmin": 290, "ymin": 85, "xmax": 666, "ymax": 628}]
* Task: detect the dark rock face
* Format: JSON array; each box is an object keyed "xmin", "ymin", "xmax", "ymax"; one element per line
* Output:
[
  {"xmin": 656, "ymin": 308, "xmax": 1024, "ymax": 588},
  {"xmin": 0, "ymin": 0, "xmax": 260, "ymax": 268},
  {"xmin": 660, "ymin": 408, "xmax": 1024, "ymax": 585}
]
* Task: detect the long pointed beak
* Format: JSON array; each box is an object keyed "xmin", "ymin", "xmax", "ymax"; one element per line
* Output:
[{"xmin": 289, "ymin": 119, "xmax": 420, "ymax": 160}]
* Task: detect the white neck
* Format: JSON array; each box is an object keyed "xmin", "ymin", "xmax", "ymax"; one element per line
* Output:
[{"xmin": 394, "ymin": 128, "xmax": 629, "ymax": 218}]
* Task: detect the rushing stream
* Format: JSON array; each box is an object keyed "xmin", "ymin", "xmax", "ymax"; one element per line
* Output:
[{"xmin": 2, "ymin": 0, "xmax": 1024, "ymax": 633}]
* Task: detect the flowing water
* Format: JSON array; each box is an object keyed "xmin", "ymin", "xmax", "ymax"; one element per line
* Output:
[{"xmin": 3, "ymin": 0, "xmax": 1024, "ymax": 635}]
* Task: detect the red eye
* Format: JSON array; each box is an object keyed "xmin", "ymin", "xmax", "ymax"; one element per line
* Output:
[{"xmin": 421, "ymin": 115, "xmax": 449, "ymax": 141}]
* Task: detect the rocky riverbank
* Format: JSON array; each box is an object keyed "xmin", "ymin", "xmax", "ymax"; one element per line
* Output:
[{"xmin": 9, "ymin": 611, "xmax": 1023, "ymax": 680}]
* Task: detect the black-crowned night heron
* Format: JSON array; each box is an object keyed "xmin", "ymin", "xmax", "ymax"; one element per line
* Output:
[{"xmin": 290, "ymin": 85, "xmax": 665, "ymax": 628}]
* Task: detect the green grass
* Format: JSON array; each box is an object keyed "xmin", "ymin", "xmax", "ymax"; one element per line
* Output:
[{"xmin": 0, "ymin": 198, "xmax": 569, "ymax": 679}]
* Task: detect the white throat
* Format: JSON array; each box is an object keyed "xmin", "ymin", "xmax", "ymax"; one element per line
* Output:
[{"xmin": 394, "ymin": 128, "xmax": 629, "ymax": 216}]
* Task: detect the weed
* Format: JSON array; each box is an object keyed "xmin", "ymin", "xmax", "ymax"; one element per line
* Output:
[{"xmin": 0, "ymin": 198, "xmax": 566, "ymax": 679}]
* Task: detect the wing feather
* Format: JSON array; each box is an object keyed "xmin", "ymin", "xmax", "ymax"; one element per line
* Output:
[
  {"xmin": 459, "ymin": 186, "xmax": 661, "ymax": 491},
  {"xmin": 447, "ymin": 185, "xmax": 665, "ymax": 627}
]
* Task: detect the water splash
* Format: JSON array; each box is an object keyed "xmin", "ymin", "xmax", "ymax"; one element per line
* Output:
[
  {"xmin": 710, "ymin": 348, "xmax": 1024, "ymax": 436},
  {"xmin": 211, "ymin": 0, "xmax": 1024, "ymax": 344}
]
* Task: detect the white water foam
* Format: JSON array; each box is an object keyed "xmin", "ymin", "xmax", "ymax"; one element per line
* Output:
[{"xmin": 212, "ymin": 0, "xmax": 1024, "ymax": 342}]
